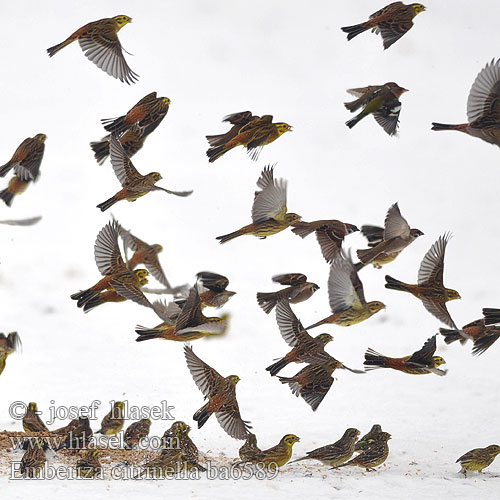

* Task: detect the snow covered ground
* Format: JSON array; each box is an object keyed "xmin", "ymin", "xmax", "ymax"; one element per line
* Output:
[{"xmin": 1, "ymin": 0, "xmax": 500, "ymax": 498}]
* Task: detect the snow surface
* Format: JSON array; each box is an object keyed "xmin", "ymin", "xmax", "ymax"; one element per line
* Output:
[{"xmin": 1, "ymin": 0, "xmax": 500, "ymax": 498}]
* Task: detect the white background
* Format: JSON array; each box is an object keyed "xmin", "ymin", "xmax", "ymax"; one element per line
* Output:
[{"xmin": 1, "ymin": 1, "xmax": 500, "ymax": 498}]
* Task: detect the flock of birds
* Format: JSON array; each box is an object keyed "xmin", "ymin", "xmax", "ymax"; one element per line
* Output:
[{"xmin": 2, "ymin": 1, "xmax": 500, "ymax": 480}]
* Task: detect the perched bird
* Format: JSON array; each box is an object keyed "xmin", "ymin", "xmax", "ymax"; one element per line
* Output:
[
  {"xmin": 135, "ymin": 286, "xmax": 228, "ymax": 342},
  {"xmin": 440, "ymin": 308, "xmax": 500, "ymax": 356},
  {"xmin": 117, "ymin": 222, "xmax": 179, "ymax": 291},
  {"xmin": 291, "ymin": 428, "xmax": 360, "ymax": 467},
  {"xmin": 124, "ymin": 419, "xmax": 151, "ymax": 449},
  {"xmin": 341, "ymin": 2, "xmax": 425, "ymax": 49},
  {"xmin": 206, "ymin": 114, "xmax": 292, "ymax": 162},
  {"xmin": 334, "ymin": 432, "xmax": 391, "ymax": 471},
  {"xmin": 244, "ymin": 434, "xmax": 300, "ymax": 468},
  {"xmin": 345, "ymin": 83, "xmax": 408, "ymax": 135},
  {"xmin": 432, "ymin": 59, "xmax": 500, "ymax": 147},
  {"xmin": 357, "ymin": 203, "xmax": 423, "ymax": 268},
  {"xmin": 356, "ymin": 424, "xmax": 384, "ymax": 451},
  {"xmin": 0, "ymin": 134, "xmax": 47, "ymax": 180},
  {"xmin": 216, "ymin": 165, "xmax": 301, "ymax": 243},
  {"xmin": 47, "ymin": 16, "xmax": 138, "ymax": 84},
  {"xmin": 257, "ymin": 273, "xmax": 319, "ymax": 314},
  {"xmin": 0, "ymin": 332, "xmax": 21, "ymax": 376},
  {"xmin": 266, "ymin": 299, "xmax": 333, "ymax": 376},
  {"xmin": 0, "ymin": 216, "xmax": 42, "ymax": 226},
  {"xmin": 456, "ymin": 445, "xmax": 500, "ymax": 477},
  {"xmin": 206, "ymin": 111, "xmax": 259, "ymax": 147},
  {"xmin": 292, "ymin": 219, "xmax": 359, "ymax": 263},
  {"xmin": 76, "ymin": 450, "xmax": 102, "ymax": 478},
  {"xmin": 385, "ymin": 233, "xmax": 460, "ymax": 328},
  {"xmin": 278, "ymin": 357, "xmax": 345, "ymax": 411},
  {"xmin": 102, "ymin": 92, "xmax": 171, "ymax": 135},
  {"xmin": 55, "ymin": 417, "xmax": 93, "ymax": 451},
  {"xmin": 19, "ymin": 439, "xmax": 47, "ymax": 478},
  {"xmin": 71, "ymin": 220, "xmax": 153, "ymax": 311},
  {"xmin": 307, "ymin": 252, "xmax": 385, "ymax": 330},
  {"xmin": 96, "ymin": 134, "xmax": 192, "ymax": 211},
  {"xmin": 91, "ymin": 124, "xmax": 146, "ymax": 165},
  {"xmin": 184, "ymin": 345, "xmax": 251, "ymax": 439},
  {"xmin": 238, "ymin": 433, "xmax": 262, "ymax": 463},
  {"xmin": 162, "ymin": 421, "xmax": 204, "ymax": 470},
  {"xmin": 23, "ymin": 402, "xmax": 49, "ymax": 433},
  {"xmin": 0, "ymin": 134, "xmax": 46, "ymax": 207},
  {"xmin": 364, "ymin": 335, "xmax": 447, "ymax": 376},
  {"xmin": 95, "ymin": 401, "xmax": 125, "ymax": 436}
]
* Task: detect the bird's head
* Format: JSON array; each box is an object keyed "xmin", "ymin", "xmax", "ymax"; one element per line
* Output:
[
  {"xmin": 377, "ymin": 432, "xmax": 392, "ymax": 442},
  {"xmin": 433, "ymin": 356, "xmax": 446, "ymax": 367},
  {"xmin": 275, "ymin": 123, "xmax": 292, "ymax": 135},
  {"xmin": 316, "ymin": 333, "xmax": 333, "ymax": 345},
  {"xmin": 228, "ymin": 375, "xmax": 240, "ymax": 384},
  {"xmin": 160, "ymin": 97, "xmax": 171, "ymax": 106},
  {"xmin": 410, "ymin": 228, "xmax": 424, "ymax": 239},
  {"xmin": 34, "ymin": 134, "xmax": 47, "ymax": 142},
  {"xmin": 113, "ymin": 16, "xmax": 132, "ymax": 29},
  {"xmin": 285, "ymin": 213, "xmax": 302, "ymax": 225},
  {"xmin": 385, "ymin": 82, "xmax": 409, "ymax": 97},
  {"xmin": 411, "ymin": 4, "xmax": 426, "ymax": 15},
  {"xmin": 368, "ymin": 301, "xmax": 386, "ymax": 314},
  {"xmin": 346, "ymin": 428, "xmax": 361, "ymax": 440},
  {"xmin": 486, "ymin": 445, "xmax": 500, "ymax": 456},
  {"xmin": 134, "ymin": 269, "xmax": 149, "ymax": 281},
  {"xmin": 445, "ymin": 289, "xmax": 461, "ymax": 301},
  {"xmin": 27, "ymin": 402, "xmax": 38, "ymax": 413},
  {"xmin": 151, "ymin": 244, "xmax": 163, "ymax": 253},
  {"xmin": 346, "ymin": 223, "xmax": 360, "ymax": 234},
  {"xmin": 149, "ymin": 172, "xmax": 163, "ymax": 183},
  {"xmin": 282, "ymin": 434, "xmax": 300, "ymax": 447}
]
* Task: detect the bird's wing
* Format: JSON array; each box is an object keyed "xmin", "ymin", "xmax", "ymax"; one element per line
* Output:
[
  {"xmin": 383, "ymin": 202, "xmax": 410, "ymax": 240},
  {"xmin": 407, "ymin": 335, "xmax": 437, "ymax": 365},
  {"xmin": 373, "ymin": 98, "xmax": 401, "ymax": 136},
  {"xmin": 94, "ymin": 220, "xmax": 127, "ymax": 275},
  {"xmin": 328, "ymin": 253, "xmax": 365, "ymax": 313},
  {"xmin": 196, "ymin": 271, "xmax": 229, "ymax": 293},
  {"xmin": 117, "ymin": 225, "xmax": 148, "ymax": 252},
  {"xmin": 109, "ymin": 133, "xmax": 143, "ymax": 185},
  {"xmin": 275, "ymin": 299, "xmax": 312, "ymax": 347},
  {"xmin": 300, "ymin": 367, "xmax": 334, "ymax": 412},
  {"xmin": 216, "ymin": 400, "xmax": 252, "ymax": 440},
  {"xmin": 467, "ymin": 59, "xmax": 500, "ymax": 123},
  {"xmin": 174, "ymin": 287, "xmax": 203, "ymax": 332},
  {"xmin": 251, "ymin": 165, "xmax": 287, "ymax": 223},
  {"xmin": 315, "ymin": 227, "xmax": 344, "ymax": 263},
  {"xmin": 152, "ymin": 299, "xmax": 181, "ymax": 324},
  {"xmin": 184, "ymin": 345, "xmax": 225, "ymax": 397},
  {"xmin": 421, "ymin": 297, "xmax": 457, "ymax": 329},
  {"xmin": 418, "ymin": 233, "xmax": 451, "ymax": 286},
  {"xmin": 223, "ymin": 111, "xmax": 255, "ymax": 126},
  {"xmin": 272, "ymin": 273, "xmax": 307, "ymax": 286},
  {"xmin": 378, "ymin": 18, "xmax": 414, "ymax": 50},
  {"xmin": 110, "ymin": 276, "xmax": 152, "ymax": 308},
  {"xmin": 78, "ymin": 31, "xmax": 139, "ymax": 85},
  {"xmin": 143, "ymin": 251, "xmax": 170, "ymax": 287},
  {"xmin": 13, "ymin": 140, "xmax": 45, "ymax": 181}
]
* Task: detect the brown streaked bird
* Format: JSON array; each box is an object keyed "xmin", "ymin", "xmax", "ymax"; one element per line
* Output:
[
  {"xmin": 355, "ymin": 424, "xmax": 383, "ymax": 451},
  {"xmin": 101, "ymin": 92, "xmax": 171, "ymax": 135},
  {"xmin": 257, "ymin": 273, "xmax": 319, "ymax": 314},
  {"xmin": 216, "ymin": 165, "xmax": 301, "ymax": 243},
  {"xmin": 0, "ymin": 134, "xmax": 46, "ymax": 180},
  {"xmin": 19, "ymin": 439, "xmax": 47, "ymax": 478},
  {"xmin": 135, "ymin": 286, "xmax": 228, "ymax": 342},
  {"xmin": 184, "ymin": 345, "xmax": 251, "ymax": 440},
  {"xmin": 291, "ymin": 428, "xmax": 360, "ymax": 467},
  {"xmin": 162, "ymin": 421, "xmax": 203, "ymax": 469},
  {"xmin": 71, "ymin": 220, "xmax": 153, "ymax": 311},
  {"xmin": 440, "ymin": 308, "xmax": 500, "ymax": 356},
  {"xmin": 47, "ymin": 15, "xmax": 138, "ymax": 84},
  {"xmin": 385, "ymin": 233, "xmax": 460, "ymax": 328},
  {"xmin": 277, "ymin": 357, "xmax": 343, "ymax": 411},
  {"xmin": 357, "ymin": 203, "xmax": 423, "ymax": 268},
  {"xmin": 55, "ymin": 417, "xmax": 93, "ymax": 451},
  {"xmin": 117, "ymin": 222, "xmax": 178, "ymax": 291},
  {"xmin": 432, "ymin": 59, "xmax": 500, "ymax": 147},
  {"xmin": 364, "ymin": 335, "xmax": 447, "ymax": 376},
  {"xmin": 95, "ymin": 401, "xmax": 125, "ymax": 436},
  {"xmin": 292, "ymin": 219, "xmax": 359, "ymax": 263},
  {"xmin": 96, "ymin": 134, "xmax": 192, "ymax": 211},
  {"xmin": 266, "ymin": 299, "xmax": 333, "ymax": 376},
  {"xmin": 333, "ymin": 432, "xmax": 391, "ymax": 471},
  {"xmin": 345, "ymin": 83, "xmax": 408, "ymax": 135},
  {"xmin": 91, "ymin": 124, "xmax": 146, "ymax": 165},
  {"xmin": 341, "ymin": 2, "xmax": 425, "ymax": 49},
  {"xmin": 23, "ymin": 402, "xmax": 49, "ymax": 433},
  {"xmin": 456, "ymin": 445, "xmax": 500, "ymax": 477},
  {"xmin": 243, "ymin": 434, "xmax": 300, "ymax": 468},
  {"xmin": 307, "ymin": 252, "xmax": 385, "ymax": 330},
  {"xmin": 207, "ymin": 114, "xmax": 292, "ymax": 162},
  {"xmin": 76, "ymin": 449, "xmax": 102, "ymax": 478},
  {"xmin": 206, "ymin": 111, "xmax": 259, "ymax": 148},
  {"xmin": 238, "ymin": 433, "xmax": 262, "ymax": 463},
  {"xmin": 124, "ymin": 419, "xmax": 151, "ymax": 449},
  {"xmin": 0, "ymin": 332, "xmax": 21, "ymax": 376}
]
